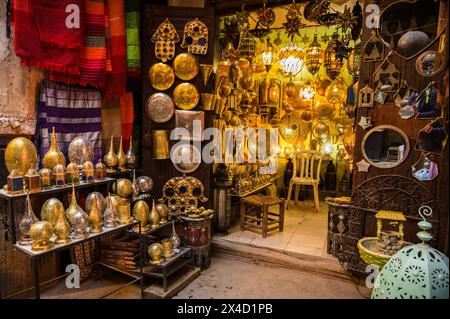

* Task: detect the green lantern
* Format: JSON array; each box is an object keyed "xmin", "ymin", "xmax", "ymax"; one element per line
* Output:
[{"xmin": 372, "ymin": 206, "xmax": 449, "ymax": 299}]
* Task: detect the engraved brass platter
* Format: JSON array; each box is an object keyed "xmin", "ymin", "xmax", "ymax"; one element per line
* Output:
[
  {"xmin": 148, "ymin": 63, "xmax": 175, "ymax": 91},
  {"xmin": 145, "ymin": 93, "xmax": 175, "ymax": 123},
  {"xmin": 173, "ymin": 83, "xmax": 200, "ymax": 110},
  {"xmin": 171, "ymin": 143, "xmax": 201, "ymax": 174},
  {"xmin": 173, "ymin": 52, "xmax": 199, "ymax": 81},
  {"xmin": 5, "ymin": 137, "xmax": 38, "ymax": 175}
]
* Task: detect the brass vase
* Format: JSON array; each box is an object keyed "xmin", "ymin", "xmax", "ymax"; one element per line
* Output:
[
  {"xmin": 161, "ymin": 239, "xmax": 175, "ymax": 258},
  {"xmin": 18, "ymin": 194, "xmax": 39, "ymax": 245},
  {"xmin": 148, "ymin": 243, "xmax": 164, "ymax": 265},
  {"xmin": 125, "ymin": 137, "xmax": 136, "ymax": 169},
  {"xmin": 65, "ymin": 183, "xmax": 87, "ymax": 227},
  {"xmin": 149, "ymin": 200, "xmax": 160, "ymax": 229},
  {"xmin": 104, "ymin": 136, "xmax": 118, "ymax": 173},
  {"xmin": 54, "ymin": 208, "xmax": 72, "ymax": 245},
  {"xmin": 132, "ymin": 200, "xmax": 150, "ymax": 232},
  {"xmin": 170, "ymin": 220, "xmax": 181, "ymax": 249},
  {"xmin": 156, "ymin": 203, "xmax": 169, "ymax": 224},
  {"xmin": 104, "ymin": 193, "xmax": 119, "ymax": 228},
  {"xmin": 88, "ymin": 196, "xmax": 103, "ymax": 233},
  {"xmin": 30, "ymin": 221, "xmax": 54, "ymax": 251},
  {"xmin": 199, "ymin": 64, "xmax": 214, "ymax": 86},
  {"xmin": 117, "ymin": 136, "xmax": 127, "ymax": 170},
  {"xmin": 42, "ymin": 127, "xmax": 66, "ymax": 170}
]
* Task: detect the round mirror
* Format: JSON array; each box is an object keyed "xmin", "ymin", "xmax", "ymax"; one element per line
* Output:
[
  {"xmin": 362, "ymin": 125, "xmax": 410, "ymax": 169},
  {"xmin": 415, "ymin": 51, "xmax": 444, "ymax": 77}
]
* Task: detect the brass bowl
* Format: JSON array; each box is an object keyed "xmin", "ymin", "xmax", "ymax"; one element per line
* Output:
[
  {"xmin": 5, "ymin": 137, "xmax": 38, "ymax": 175},
  {"xmin": 173, "ymin": 52, "xmax": 199, "ymax": 81},
  {"xmin": 115, "ymin": 178, "xmax": 133, "ymax": 198},
  {"xmin": 41, "ymin": 198, "xmax": 65, "ymax": 227},
  {"xmin": 148, "ymin": 63, "xmax": 175, "ymax": 91},
  {"xmin": 173, "ymin": 83, "xmax": 200, "ymax": 110}
]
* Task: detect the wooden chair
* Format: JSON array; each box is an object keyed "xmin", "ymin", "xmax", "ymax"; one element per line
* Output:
[
  {"xmin": 240, "ymin": 195, "xmax": 285, "ymax": 238},
  {"xmin": 286, "ymin": 150, "xmax": 323, "ymax": 212}
]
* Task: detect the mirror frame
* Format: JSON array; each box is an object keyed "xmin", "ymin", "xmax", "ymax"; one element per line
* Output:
[{"xmin": 361, "ymin": 125, "xmax": 410, "ymax": 169}]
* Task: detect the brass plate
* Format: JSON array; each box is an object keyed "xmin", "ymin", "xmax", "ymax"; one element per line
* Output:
[
  {"xmin": 148, "ymin": 63, "xmax": 175, "ymax": 91},
  {"xmin": 173, "ymin": 53, "xmax": 199, "ymax": 81},
  {"xmin": 171, "ymin": 144, "xmax": 201, "ymax": 174},
  {"xmin": 173, "ymin": 83, "xmax": 200, "ymax": 110},
  {"xmin": 145, "ymin": 93, "xmax": 175, "ymax": 123},
  {"xmin": 5, "ymin": 137, "xmax": 38, "ymax": 175}
]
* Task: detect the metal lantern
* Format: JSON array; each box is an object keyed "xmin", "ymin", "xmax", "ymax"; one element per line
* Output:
[
  {"xmin": 324, "ymin": 33, "xmax": 343, "ymax": 80},
  {"xmin": 305, "ymin": 33, "xmax": 323, "ymax": 76},
  {"xmin": 347, "ymin": 43, "xmax": 361, "ymax": 80},
  {"xmin": 279, "ymin": 42, "xmax": 303, "ymax": 76},
  {"xmin": 240, "ymin": 34, "xmax": 257, "ymax": 62},
  {"xmin": 325, "ymin": 78, "xmax": 347, "ymax": 104},
  {"xmin": 300, "ymin": 81, "xmax": 316, "ymax": 102},
  {"xmin": 372, "ymin": 206, "xmax": 449, "ymax": 299},
  {"xmin": 261, "ymin": 36, "xmax": 276, "ymax": 71}
]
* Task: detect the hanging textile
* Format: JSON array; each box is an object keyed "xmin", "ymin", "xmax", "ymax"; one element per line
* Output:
[
  {"xmin": 119, "ymin": 93, "xmax": 135, "ymax": 150},
  {"xmin": 125, "ymin": 0, "xmax": 141, "ymax": 77},
  {"xmin": 11, "ymin": 0, "xmax": 80, "ymax": 73},
  {"xmin": 30, "ymin": 0, "xmax": 85, "ymax": 49},
  {"xmin": 51, "ymin": 0, "xmax": 108, "ymax": 88},
  {"xmin": 35, "ymin": 81, "xmax": 103, "ymax": 165},
  {"xmin": 105, "ymin": 0, "xmax": 127, "ymax": 97}
]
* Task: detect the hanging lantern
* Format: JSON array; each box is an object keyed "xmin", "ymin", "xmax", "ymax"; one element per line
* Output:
[
  {"xmin": 305, "ymin": 33, "xmax": 323, "ymax": 76},
  {"xmin": 240, "ymin": 34, "xmax": 257, "ymax": 62},
  {"xmin": 279, "ymin": 42, "xmax": 303, "ymax": 76},
  {"xmin": 300, "ymin": 81, "xmax": 316, "ymax": 102},
  {"xmin": 347, "ymin": 43, "xmax": 361, "ymax": 80},
  {"xmin": 261, "ymin": 36, "xmax": 276, "ymax": 71},
  {"xmin": 325, "ymin": 78, "xmax": 347, "ymax": 104},
  {"xmin": 324, "ymin": 33, "xmax": 343, "ymax": 80}
]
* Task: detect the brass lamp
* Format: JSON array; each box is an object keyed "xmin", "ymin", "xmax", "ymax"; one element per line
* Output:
[
  {"xmin": 66, "ymin": 161, "xmax": 80, "ymax": 184},
  {"xmin": 324, "ymin": 33, "xmax": 343, "ymax": 80},
  {"xmin": 279, "ymin": 42, "xmax": 303, "ymax": 76},
  {"xmin": 116, "ymin": 136, "xmax": 127, "ymax": 170},
  {"xmin": 82, "ymin": 161, "xmax": 95, "ymax": 183},
  {"xmin": 261, "ymin": 36, "xmax": 276, "ymax": 72},
  {"xmin": 42, "ymin": 127, "xmax": 66, "ymax": 170},
  {"xmin": 30, "ymin": 221, "xmax": 54, "ymax": 251},
  {"xmin": 305, "ymin": 33, "xmax": 323, "ymax": 76},
  {"xmin": 39, "ymin": 168, "xmax": 52, "ymax": 189},
  {"xmin": 347, "ymin": 43, "xmax": 361, "ymax": 80},
  {"xmin": 53, "ymin": 164, "xmax": 66, "ymax": 187},
  {"xmin": 7, "ymin": 161, "xmax": 24, "ymax": 194},
  {"xmin": 300, "ymin": 81, "xmax": 316, "ymax": 102},
  {"xmin": 88, "ymin": 197, "xmax": 103, "ymax": 233},
  {"xmin": 18, "ymin": 194, "xmax": 39, "ymax": 245},
  {"xmin": 104, "ymin": 136, "xmax": 118, "ymax": 173},
  {"xmin": 24, "ymin": 168, "xmax": 41, "ymax": 193},
  {"xmin": 132, "ymin": 200, "xmax": 150, "ymax": 232}
]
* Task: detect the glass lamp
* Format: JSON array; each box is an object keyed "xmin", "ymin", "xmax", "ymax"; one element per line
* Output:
[
  {"xmin": 325, "ymin": 78, "xmax": 347, "ymax": 104},
  {"xmin": 300, "ymin": 81, "xmax": 316, "ymax": 102},
  {"xmin": 305, "ymin": 33, "xmax": 323, "ymax": 76},
  {"xmin": 347, "ymin": 43, "xmax": 361, "ymax": 80},
  {"xmin": 261, "ymin": 36, "xmax": 276, "ymax": 72},
  {"xmin": 279, "ymin": 42, "xmax": 303, "ymax": 76},
  {"xmin": 324, "ymin": 33, "xmax": 343, "ymax": 80}
]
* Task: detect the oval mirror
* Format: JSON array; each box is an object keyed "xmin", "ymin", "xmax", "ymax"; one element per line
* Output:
[
  {"xmin": 415, "ymin": 51, "xmax": 444, "ymax": 77},
  {"xmin": 362, "ymin": 125, "xmax": 410, "ymax": 169}
]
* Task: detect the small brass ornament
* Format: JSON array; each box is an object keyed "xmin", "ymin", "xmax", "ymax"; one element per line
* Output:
[
  {"xmin": 149, "ymin": 200, "xmax": 160, "ymax": 229},
  {"xmin": 42, "ymin": 127, "xmax": 66, "ymax": 170},
  {"xmin": 104, "ymin": 136, "xmax": 118, "ymax": 173},
  {"xmin": 88, "ymin": 197, "xmax": 103, "ymax": 233},
  {"xmin": 116, "ymin": 136, "xmax": 127, "ymax": 170}
]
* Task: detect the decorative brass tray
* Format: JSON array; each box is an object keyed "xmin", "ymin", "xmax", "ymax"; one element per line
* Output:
[
  {"xmin": 148, "ymin": 63, "xmax": 175, "ymax": 91},
  {"xmin": 173, "ymin": 83, "xmax": 200, "ymax": 110},
  {"xmin": 173, "ymin": 52, "xmax": 199, "ymax": 81},
  {"xmin": 145, "ymin": 93, "xmax": 175, "ymax": 123}
]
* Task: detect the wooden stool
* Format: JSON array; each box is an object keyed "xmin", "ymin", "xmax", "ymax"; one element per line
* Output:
[{"xmin": 240, "ymin": 195, "xmax": 285, "ymax": 238}]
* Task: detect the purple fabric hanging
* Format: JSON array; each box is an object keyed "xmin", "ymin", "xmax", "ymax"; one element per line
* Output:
[{"xmin": 34, "ymin": 81, "xmax": 103, "ymax": 165}]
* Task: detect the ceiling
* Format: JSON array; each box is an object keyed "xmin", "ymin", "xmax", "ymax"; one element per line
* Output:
[{"xmin": 210, "ymin": 0, "xmax": 307, "ymax": 15}]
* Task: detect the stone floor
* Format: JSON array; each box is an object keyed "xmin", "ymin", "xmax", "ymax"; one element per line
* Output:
[
  {"xmin": 220, "ymin": 200, "xmax": 329, "ymax": 258},
  {"xmin": 39, "ymin": 255, "xmax": 370, "ymax": 299}
]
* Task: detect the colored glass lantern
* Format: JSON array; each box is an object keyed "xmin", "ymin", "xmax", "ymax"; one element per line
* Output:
[
  {"xmin": 240, "ymin": 34, "xmax": 257, "ymax": 62},
  {"xmin": 95, "ymin": 160, "xmax": 107, "ymax": 180},
  {"xmin": 300, "ymin": 81, "xmax": 316, "ymax": 102},
  {"xmin": 53, "ymin": 164, "xmax": 66, "ymax": 187},
  {"xmin": 279, "ymin": 42, "xmax": 303, "ymax": 76},
  {"xmin": 82, "ymin": 161, "xmax": 95, "ymax": 183},
  {"xmin": 305, "ymin": 33, "xmax": 323, "ymax": 76},
  {"xmin": 24, "ymin": 168, "xmax": 41, "ymax": 193},
  {"xmin": 261, "ymin": 36, "xmax": 276, "ymax": 71},
  {"xmin": 324, "ymin": 33, "xmax": 343, "ymax": 80},
  {"xmin": 39, "ymin": 168, "xmax": 52, "ymax": 189},
  {"xmin": 7, "ymin": 162, "xmax": 24, "ymax": 194},
  {"xmin": 347, "ymin": 43, "xmax": 361, "ymax": 80},
  {"xmin": 66, "ymin": 161, "xmax": 80, "ymax": 184},
  {"xmin": 325, "ymin": 78, "xmax": 347, "ymax": 104}
]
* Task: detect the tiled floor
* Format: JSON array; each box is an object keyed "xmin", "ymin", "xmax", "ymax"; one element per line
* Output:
[{"xmin": 219, "ymin": 200, "xmax": 331, "ymax": 258}]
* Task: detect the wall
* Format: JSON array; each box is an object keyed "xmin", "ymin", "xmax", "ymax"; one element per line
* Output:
[{"xmin": 0, "ymin": 1, "xmax": 46, "ymax": 137}]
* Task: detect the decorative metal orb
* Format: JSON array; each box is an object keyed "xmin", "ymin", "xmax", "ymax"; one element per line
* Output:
[
  {"xmin": 315, "ymin": 77, "xmax": 332, "ymax": 96},
  {"xmin": 5, "ymin": 137, "xmax": 38, "ymax": 175},
  {"xmin": 115, "ymin": 178, "xmax": 133, "ymax": 198},
  {"xmin": 72, "ymin": 210, "xmax": 89, "ymax": 232},
  {"xmin": 85, "ymin": 192, "xmax": 106, "ymax": 214},
  {"xmin": 136, "ymin": 176, "xmax": 154, "ymax": 194},
  {"xmin": 315, "ymin": 96, "xmax": 336, "ymax": 120},
  {"xmin": 313, "ymin": 123, "xmax": 330, "ymax": 141},
  {"xmin": 279, "ymin": 111, "xmax": 310, "ymax": 144},
  {"xmin": 41, "ymin": 198, "xmax": 65, "ymax": 227},
  {"xmin": 325, "ymin": 78, "xmax": 347, "ymax": 104},
  {"xmin": 397, "ymin": 31, "xmax": 430, "ymax": 58},
  {"xmin": 30, "ymin": 221, "xmax": 53, "ymax": 242},
  {"xmin": 68, "ymin": 137, "xmax": 93, "ymax": 167}
]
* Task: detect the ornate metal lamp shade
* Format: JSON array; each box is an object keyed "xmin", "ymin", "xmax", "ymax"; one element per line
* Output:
[
  {"xmin": 261, "ymin": 36, "xmax": 276, "ymax": 71},
  {"xmin": 305, "ymin": 34, "xmax": 323, "ymax": 76},
  {"xmin": 279, "ymin": 42, "xmax": 303, "ymax": 76},
  {"xmin": 372, "ymin": 206, "xmax": 449, "ymax": 299},
  {"xmin": 324, "ymin": 33, "xmax": 343, "ymax": 80},
  {"xmin": 347, "ymin": 43, "xmax": 361, "ymax": 80},
  {"xmin": 240, "ymin": 34, "xmax": 257, "ymax": 62},
  {"xmin": 300, "ymin": 81, "xmax": 316, "ymax": 102}
]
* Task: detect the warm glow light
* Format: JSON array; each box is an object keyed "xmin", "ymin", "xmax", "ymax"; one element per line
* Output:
[
  {"xmin": 300, "ymin": 81, "xmax": 316, "ymax": 102},
  {"xmin": 322, "ymin": 142, "xmax": 334, "ymax": 155},
  {"xmin": 279, "ymin": 42, "xmax": 303, "ymax": 76},
  {"xmin": 305, "ymin": 34, "xmax": 323, "ymax": 76}
]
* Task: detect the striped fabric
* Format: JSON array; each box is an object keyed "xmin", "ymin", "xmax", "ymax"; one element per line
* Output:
[
  {"xmin": 125, "ymin": 0, "xmax": 141, "ymax": 77},
  {"xmin": 35, "ymin": 81, "xmax": 103, "ymax": 165}
]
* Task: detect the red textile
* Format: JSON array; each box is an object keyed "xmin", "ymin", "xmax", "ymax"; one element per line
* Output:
[
  {"xmin": 119, "ymin": 93, "xmax": 134, "ymax": 151},
  {"xmin": 105, "ymin": 0, "xmax": 127, "ymax": 98},
  {"xmin": 31, "ymin": 0, "xmax": 84, "ymax": 48},
  {"xmin": 12, "ymin": 0, "xmax": 80, "ymax": 73}
]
